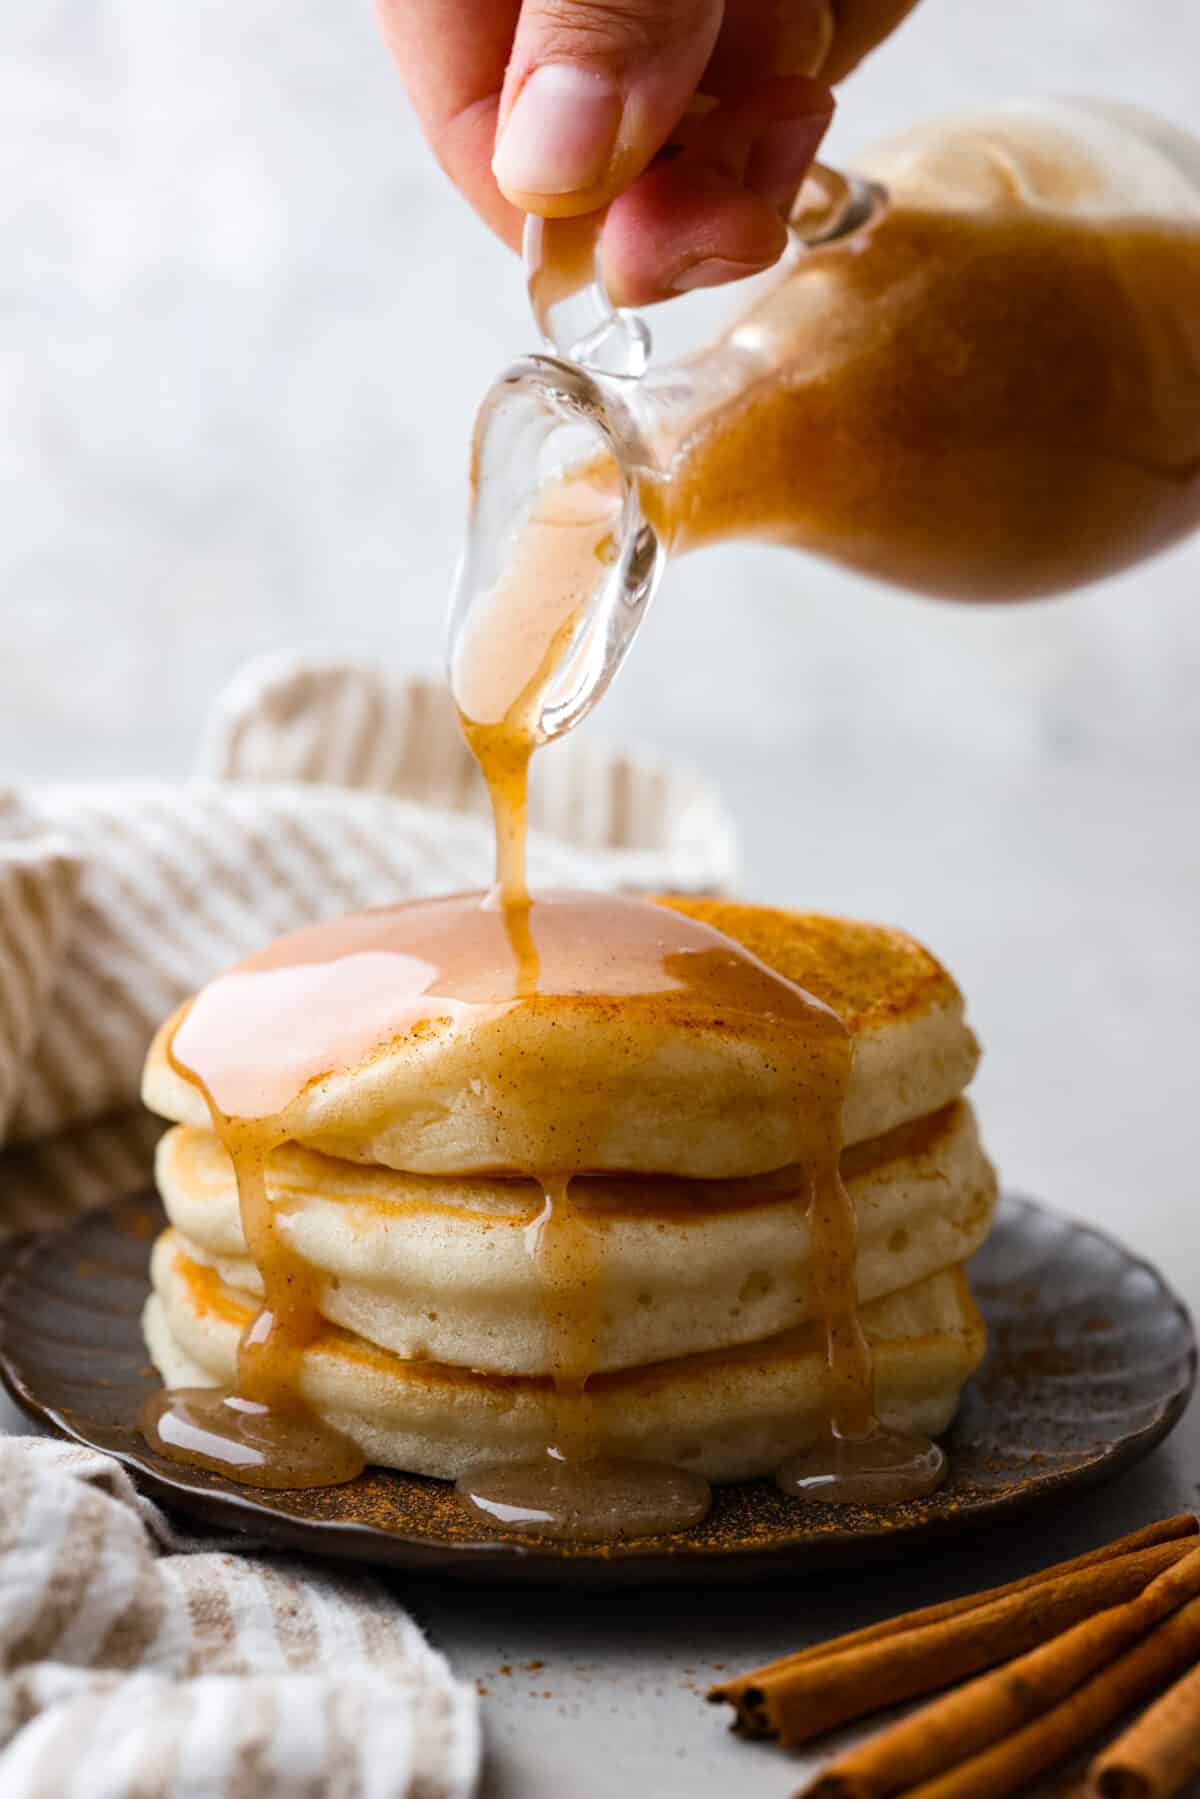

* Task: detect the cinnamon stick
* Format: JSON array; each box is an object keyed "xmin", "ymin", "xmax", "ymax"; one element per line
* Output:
[
  {"xmin": 1089, "ymin": 1657, "xmax": 1200, "ymax": 1798},
  {"xmin": 731, "ymin": 1539, "xmax": 1194, "ymax": 1747},
  {"xmin": 897, "ymin": 1594, "xmax": 1200, "ymax": 1799},
  {"xmin": 709, "ymin": 1515, "xmax": 1197, "ymax": 1737},
  {"xmin": 799, "ymin": 1544, "xmax": 1200, "ymax": 1799}
]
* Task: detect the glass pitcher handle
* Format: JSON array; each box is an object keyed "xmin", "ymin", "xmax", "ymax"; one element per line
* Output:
[
  {"xmin": 524, "ymin": 213, "xmax": 652, "ymax": 378},
  {"xmin": 523, "ymin": 163, "xmax": 887, "ymax": 374},
  {"xmin": 789, "ymin": 163, "xmax": 887, "ymax": 246}
]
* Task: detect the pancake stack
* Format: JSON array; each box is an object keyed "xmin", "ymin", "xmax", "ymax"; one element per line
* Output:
[{"xmin": 141, "ymin": 898, "xmax": 995, "ymax": 1485}]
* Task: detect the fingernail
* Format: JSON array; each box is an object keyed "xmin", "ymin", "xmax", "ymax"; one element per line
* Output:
[
  {"xmin": 747, "ymin": 112, "xmax": 833, "ymax": 209},
  {"xmin": 670, "ymin": 256, "xmax": 776, "ymax": 293},
  {"xmin": 493, "ymin": 64, "xmax": 623, "ymax": 198}
]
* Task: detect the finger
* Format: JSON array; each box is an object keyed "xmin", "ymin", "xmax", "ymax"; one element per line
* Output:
[
  {"xmin": 492, "ymin": 0, "xmax": 725, "ymax": 217},
  {"xmin": 820, "ymin": 0, "xmax": 922, "ymax": 82},
  {"xmin": 376, "ymin": 0, "xmax": 524, "ymax": 248},
  {"xmin": 707, "ymin": 2, "xmax": 922, "ymax": 88},
  {"xmin": 600, "ymin": 157, "xmax": 787, "ymax": 306},
  {"xmin": 705, "ymin": 0, "xmax": 836, "ymax": 86},
  {"xmin": 670, "ymin": 74, "xmax": 835, "ymax": 209},
  {"xmin": 600, "ymin": 88, "xmax": 832, "ymax": 304}
]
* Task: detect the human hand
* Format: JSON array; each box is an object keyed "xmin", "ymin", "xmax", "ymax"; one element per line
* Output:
[{"xmin": 378, "ymin": 1, "xmax": 920, "ymax": 306}]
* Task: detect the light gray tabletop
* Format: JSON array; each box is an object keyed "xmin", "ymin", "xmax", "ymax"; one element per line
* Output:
[{"xmin": 410, "ymin": 1402, "xmax": 1200, "ymax": 1799}]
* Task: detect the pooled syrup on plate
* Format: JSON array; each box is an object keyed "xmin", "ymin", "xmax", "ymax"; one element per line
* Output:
[{"xmin": 139, "ymin": 1389, "xmax": 363, "ymax": 1490}]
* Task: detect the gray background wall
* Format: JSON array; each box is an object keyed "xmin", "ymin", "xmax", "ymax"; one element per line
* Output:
[{"xmin": 4, "ymin": 1, "xmax": 1198, "ymax": 1283}]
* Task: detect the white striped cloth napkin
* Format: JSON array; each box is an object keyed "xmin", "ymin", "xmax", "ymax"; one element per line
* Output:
[
  {"xmin": 0, "ymin": 1439, "xmax": 478, "ymax": 1798},
  {"xmin": 0, "ymin": 654, "xmax": 739, "ymax": 1796},
  {"xmin": 0, "ymin": 653, "xmax": 739, "ymax": 1169}
]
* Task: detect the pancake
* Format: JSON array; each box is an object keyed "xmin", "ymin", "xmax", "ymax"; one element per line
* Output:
[
  {"xmin": 145, "ymin": 1238, "xmax": 986, "ymax": 1484},
  {"xmin": 141, "ymin": 899, "xmax": 980, "ymax": 1179},
  {"xmin": 155, "ymin": 1100, "xmax": 996, "ymax": 1375}
]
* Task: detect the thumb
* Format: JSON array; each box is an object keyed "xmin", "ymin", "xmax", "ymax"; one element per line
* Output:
[{"xmin": 492, "ymin": 0, "xmax": 724, "ymax": 217}]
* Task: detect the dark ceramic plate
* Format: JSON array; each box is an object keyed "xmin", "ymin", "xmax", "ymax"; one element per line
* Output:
[{"xmin": 0, "ymin": 1191, "xmax": 1193, "ymax": 1584}]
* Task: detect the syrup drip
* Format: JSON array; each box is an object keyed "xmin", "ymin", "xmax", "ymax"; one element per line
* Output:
[
  {"xmin": 777, "ymin": 1159, "xmax": 947, "ymax": 1505},
  {"xmin": 452, "ymin": 478, "xmax": 724, "ymax": 1536},
  {"xmin": 456, "ymin": 1172, "xmax": 710, "ymax": 1540},
  {"xmin": 525, "ymin": 1175, "xmax": 597, "ymax": 1465},
  {"xmin": 453, "ymin": 463, "xmax": 623, "ymax": 1012},
  {"xmin": 452, "ymin": 463, "xmax": 623, "ymax": 910},
  {"xmin": 140, "ymin": 1069, "xmax": 365, "ymax": 1487}
]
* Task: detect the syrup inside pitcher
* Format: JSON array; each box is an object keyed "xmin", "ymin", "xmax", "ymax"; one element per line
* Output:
[{"xmin": 451, "ymin": 98, "xmax": 1200, "ymax": 745}]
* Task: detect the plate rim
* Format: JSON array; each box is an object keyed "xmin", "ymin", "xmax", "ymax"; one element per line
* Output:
[{"xmin": 0, "ymin": 1191, "xmax": 1194, "ymax": 1585}]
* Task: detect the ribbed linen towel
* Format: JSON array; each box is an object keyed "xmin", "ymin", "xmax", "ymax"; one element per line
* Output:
[
  {"xmin": 0, "ymin": 1438, "xmax": 478, "ymax": 1798},
  {"xmin": 0, "ymin": 653, "xmax": 739, "ymax": 1162},
  {"xmin": 0, "ymin": 655, "xmax": 739, "ymax": 1796}
]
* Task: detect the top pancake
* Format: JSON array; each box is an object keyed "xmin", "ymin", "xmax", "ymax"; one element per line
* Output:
[{"xmin": 142, "ymin": 895, "xmax": 980, "ymax": 1179}]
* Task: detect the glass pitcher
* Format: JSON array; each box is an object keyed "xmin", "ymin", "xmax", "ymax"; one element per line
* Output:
[{"xmin": 450, "ymin": 99, "xmax": 1200, "ymax": 743}]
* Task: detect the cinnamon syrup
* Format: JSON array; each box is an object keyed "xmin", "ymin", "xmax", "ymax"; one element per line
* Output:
[{"xmin": 653, "ymin": 207, "xmax": 1200, "ymax": 598}]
